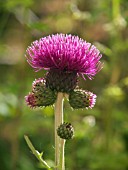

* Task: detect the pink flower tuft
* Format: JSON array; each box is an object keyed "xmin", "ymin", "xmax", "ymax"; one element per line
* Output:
[
  {"xmin": 86, "ymin": 91, "xmax": 97, "ymax": 109},
  {"xmin": 26, "ymin": 34, "xmax": 103, "ymax": 80},
  {"xmin": 25, "ymin": 93, "xmax": 37, "ymax": 108}
]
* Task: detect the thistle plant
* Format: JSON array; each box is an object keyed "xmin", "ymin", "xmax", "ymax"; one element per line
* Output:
[{"xmin": 25, "ymin": 34, "xmax": 103, "ymax": 170}]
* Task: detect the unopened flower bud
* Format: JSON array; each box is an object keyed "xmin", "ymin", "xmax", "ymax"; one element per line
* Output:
[
  {"xmin": 69, "ymin": 89, "xmax": 96, "ymax": 109},
  {"xmin": 57, "ymin": 122, "xmax": 74, "ymax": 140},
  {"xmin": 25, "ymin": 78, "xmax": 57, "ymax": 108}
]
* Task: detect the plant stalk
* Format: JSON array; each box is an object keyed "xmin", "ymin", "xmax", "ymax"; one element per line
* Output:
[
  {"xmin": 60, "ymin": 139, "xmax": 65, "ymax": 170},
  {"xmin": 54, "ymin": 92, "xmax": 65, "ymax": 170}
]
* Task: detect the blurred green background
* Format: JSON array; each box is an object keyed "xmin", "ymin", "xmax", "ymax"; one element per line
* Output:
[{"xmin": 0, "ymin": 0, "xmax": 128, "ymax": 170}]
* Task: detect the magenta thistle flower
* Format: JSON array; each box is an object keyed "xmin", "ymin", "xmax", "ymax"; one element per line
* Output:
[
  {"xmin": 26, "ymin": 34, "xmax": 103, "ymax": 80},
  {"xmin": 24, "ymin": 34, "xmax": 102, "ymax": 170}
]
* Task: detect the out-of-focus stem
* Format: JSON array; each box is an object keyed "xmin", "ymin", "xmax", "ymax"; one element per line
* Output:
[{"xmin": 112, "ymin": 0, "xmax": 120, "ymax": 19}]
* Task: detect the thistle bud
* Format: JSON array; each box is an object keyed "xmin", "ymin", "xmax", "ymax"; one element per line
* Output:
[
  {"xmin": 25, "ymin": 78, "xmax": 57, "ymax": 108},
  {"xmin": 69, "ymin": 89, "xmax": 96, "ymax": 109},
  {"xmin": 57, "ymin": 122, "xmax": 74, "ymax": 140}
]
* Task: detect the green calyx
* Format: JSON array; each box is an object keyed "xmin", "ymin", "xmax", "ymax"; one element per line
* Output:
[
  {"xmin": 57, "ymin": 122, "xmax": 74, "ymax": 140},
  {"xmin": 45, "ymin": 69, "xmax": 78, "ymax": 93}
]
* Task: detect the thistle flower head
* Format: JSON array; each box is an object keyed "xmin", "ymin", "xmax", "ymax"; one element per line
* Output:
[{"xmin": 26, "ymin": 34, "xmax": 103, "ymax": 80}]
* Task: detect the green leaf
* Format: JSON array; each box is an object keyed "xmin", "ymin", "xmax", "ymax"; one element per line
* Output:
[{"xmin": 24, "ymin": 135, "xmax": 52, "ymax": 169}]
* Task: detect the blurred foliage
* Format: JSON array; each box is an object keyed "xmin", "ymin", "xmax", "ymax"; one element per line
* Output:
[{"xmin": 0, "ymin": 0, "xmax": 128, "ymax": 170}]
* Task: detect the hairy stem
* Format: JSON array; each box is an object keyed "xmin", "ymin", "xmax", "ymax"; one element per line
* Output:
[{"xmin": 54, "ymin": 92, "xmax": 65, "ymax": 170}]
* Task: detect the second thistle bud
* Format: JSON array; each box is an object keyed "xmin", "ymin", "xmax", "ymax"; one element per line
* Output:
[
  {"xmin": 69, "ymin": 89, "xmax": 97, "ymax": 109},
  {"xmin": 25, "ymin": 78, "xmax": 57, "ymax": 108},
  {"xmin": 57, "ymin": 122, "xmax": 74, "ymax": 140}
]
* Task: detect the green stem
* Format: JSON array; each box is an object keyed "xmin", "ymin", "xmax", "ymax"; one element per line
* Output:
[
  {"xmin": 60, "ymin": 139, "xmax": 66, "ymax": 170},
  {"xmin": 54, "ymin": 92, "xmax": 65, "ymax": 170}
]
